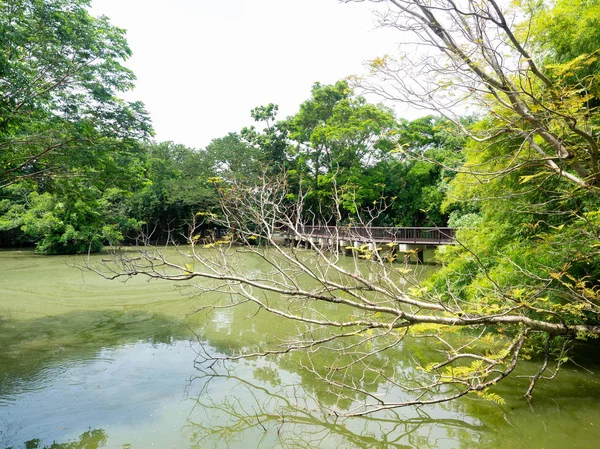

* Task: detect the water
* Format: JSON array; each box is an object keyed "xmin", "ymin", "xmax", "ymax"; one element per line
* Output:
[{"xmin": 0, "ymin": 249, "xmax": 599, "ymax": 448}]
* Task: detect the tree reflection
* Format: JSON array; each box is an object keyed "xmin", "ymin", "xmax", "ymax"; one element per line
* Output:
[
  {"xmin": 191, "ymin": 304, "xmax": 491, "ymax": 418},
  {"xmin": 185, "ymin": 362, "xmax": 491, "ymax": 448},
  {"xmin": 19, "ymin": 429, "xmax": 108, "ymax": 449},
  {"xmin": 0, "ymin": 309, "xmax": 190, "ymax": 399}
]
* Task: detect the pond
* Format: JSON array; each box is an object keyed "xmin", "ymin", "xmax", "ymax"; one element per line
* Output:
[{"xmin": 0, "ymin": 248, "xmax": 599, "ymax": 448}]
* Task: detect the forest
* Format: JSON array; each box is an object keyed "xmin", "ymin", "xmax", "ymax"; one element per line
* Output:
[{"xmin": 2, "ymin": 0, "xmax": 600, "ymax": 411}]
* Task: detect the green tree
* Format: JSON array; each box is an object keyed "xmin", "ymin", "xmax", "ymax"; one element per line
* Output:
[
  {"xmin": 128, "ymin": 141, "xmax": 218, "ymax": 242},
  {"xmin": 287, "ymin": 80, "xmax": 397, "ymax": 220},
  {"xmin": 426, "ymin": 0, "xmax": 600, "ymax": 317},
  {"xmin": 525, "ymin": 0, "xmax": 600, "ymax": 77},
  {"xmin": 0, "ymin": 0, "xmax": 151, "ymax": 188},
  {"xmin": 0, "ymin": 138, "xmax": 146, "ymax": 253},
  {"xmin": 353, "ymin": 0, "xmax": 600, "ymax": 366},
  {"xmin": 203, "ymin": 133, "xmax": 262, "ymax": 182},
  {"xmin": 0, "ymin": 0, "xmax": 152, "ymax": 253},
  {"xmin": 241, "ymin": 103, "xmax": 290, "ymax": 174},
  {"xmin": 380, "ymin": 116, "xmax": 466, "ymax": 226}
]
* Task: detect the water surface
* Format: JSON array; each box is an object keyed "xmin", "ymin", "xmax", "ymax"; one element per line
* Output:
[{"xmin": 0, "ymin": 249, "xmax": 599, "ymax": 448}]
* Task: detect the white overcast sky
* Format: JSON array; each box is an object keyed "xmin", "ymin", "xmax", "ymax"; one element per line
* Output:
[{"xmin": 91, "ymin": 0, "xmax": 420, "ymax": 149}]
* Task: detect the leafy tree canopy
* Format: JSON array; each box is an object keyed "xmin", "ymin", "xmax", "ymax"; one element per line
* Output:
[
  {"xmin": 0, "ymin": 0, "xmax": 152, "ymax": 253},
  {"xmin": 0, "ymin": 0, "xmax": 152, "ymax": 188}
]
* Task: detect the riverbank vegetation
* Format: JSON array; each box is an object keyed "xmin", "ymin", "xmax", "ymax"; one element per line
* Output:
[{"xmin": 2, "ymin": 0, "xmax": 599, "ymax": 413}]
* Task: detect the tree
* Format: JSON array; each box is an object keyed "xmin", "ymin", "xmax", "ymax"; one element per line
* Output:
[
  {"xmin": 287, "ymin": 80, "xmax": 397, "ymax": 220},
  {"xmin": 0, "ymin": 137, "xmax": 146, "ymax": 253},
  {"xmin": 345, "ymin": 0, "xmax": 600, "ymax": 333},
  {"xmin": 93, "ymin": 0, "xmax": 600, "ymax": 415},
  {"xmin": 126, "ymin": 141, "xmax": 218, "ymax": 243},
  {"xmin": 0, "ymin": 0, "xmax": 152, "ymax": 252},
  {"xmin": 204, "ymin": 133, "xmax": 262, "ymax": 182},
  {"xmin": 347, "ymin": 0, "xmax": 600, "ymax": 394},
  {"xmin": 378, "ymin": 115, "xmax": 466, "ymax": 226},
  {"xmin": 527, "ymin": 0, "xmax": 600, "ymax": 78},
  {"xmin": 347, "ymin": 0, "xmax": 599, "ymax": 190},
  {"xmin": 0, "ymin": 0, "xmax": 151, "ymax": 187},
  {"xmin": 241, "ymin": 103, "xmax": 290, "ymax": 174}
]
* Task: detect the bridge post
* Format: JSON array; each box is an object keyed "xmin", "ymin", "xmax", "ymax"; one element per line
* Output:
[
  {"xmin": 339, "ymin": 240, "xmax": 351, "ymax": 256},
  {"xmin": 327, "ymin": 238, "xmax": 338, "ymax": 255}
]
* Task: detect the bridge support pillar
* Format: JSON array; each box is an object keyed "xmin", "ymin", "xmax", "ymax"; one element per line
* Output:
[
  {"xmin": 339, "ymin": 240, "xmax": 352, "ymax": 256},
  {"xmin": 346, "ymin": 241, "xmax": 359, "ymax": 258},
  {"xmin": 291, "ymin": 236, "xmax": 303, "ymax": 248},
  {"xmin": 327, "ymin": 238, "xmax": 337, "ymax": 254}
]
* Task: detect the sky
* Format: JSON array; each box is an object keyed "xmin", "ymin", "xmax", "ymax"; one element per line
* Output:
[{"xmin": 90, "ymin": 0, "xmax": 420, "ymax": 150}]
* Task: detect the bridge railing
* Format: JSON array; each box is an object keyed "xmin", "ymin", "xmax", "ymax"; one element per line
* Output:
[{"xmin": 284, "ymin": 226, "xmax": 455, "ymax": 244}]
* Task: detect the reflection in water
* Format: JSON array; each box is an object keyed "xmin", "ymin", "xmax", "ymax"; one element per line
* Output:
[
  {"xmin": 2, "ymin": 321, "xmax": 600, "ymax": 448},
  {"xmin": 0, "ymin": 310, "xmax": 191, "ymax": 403},
  {"xmin": 0, "ymin": 340, "xmax": 206, "ymax": 449},
  {"xmin": 1, "ymin": 250, "xmax": 600, "ymax": 448},
  {"xmin": 21, "ymin": 429, "xmax": 108, "ymax": 449},
  {"xmin": 186, "ymin": 350, "xmax": 600, "ymax": 449},
  {"xmin": 186, "ymin": 361, "xmax": 490, "ymax": 449}
]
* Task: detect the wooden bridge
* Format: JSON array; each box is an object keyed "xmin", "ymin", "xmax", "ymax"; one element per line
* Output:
[
  {"xmin": 284, "ymin": 226, "xmax": 455, "ymax": 245},
  {"xmin": 281, "ymin": 226, "xmax": 456, "ymax": 262}
]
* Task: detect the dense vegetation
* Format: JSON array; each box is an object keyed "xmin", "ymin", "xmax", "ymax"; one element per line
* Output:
[
  {"xmin": 1, "ymin": 0, "xmax": 600, "ymax": 405},
  {"xmin": 0, "ymin": 0, "xmax": 462, "ymax": 253}
]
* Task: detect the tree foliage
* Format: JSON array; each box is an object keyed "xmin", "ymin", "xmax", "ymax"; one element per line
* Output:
[
  {"xmin": 5, "ymin": 0, "xmax": 599, "ymax": 415},
  {"xmin": 285, "ymin": 80, "xmax": 397, "ymax": 219},
  {"xmin": 351, "ymin": 0, "xmax": 600, "ymax": 190},
  {"xmin": 415, "ymin": 0, "xmax": 600, "ymax": 335},
  {"xmin": 0, "ymin": 0, "xmax": 151, "ymax": 187},
  {"xmin": 89, "ymin": 0, "xmax": 600, "ymax": 415},
  {"xmin": 125, "ymin": 141, "xmax": 218, "ymax": 243},
  {"xmin": 0, "ymin": 0, "xmax": 152, "ymax": 253},
  {"xmin": 241, "ymin": 103, "xmax": 290, "ymax": 174}
]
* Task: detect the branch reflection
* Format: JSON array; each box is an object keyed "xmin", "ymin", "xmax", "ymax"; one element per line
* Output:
[{"xmin": 185, "ymin": 361, "xmax": 491, "ymax": 449}]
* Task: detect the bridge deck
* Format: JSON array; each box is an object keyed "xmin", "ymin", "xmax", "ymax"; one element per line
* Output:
[{"xmin": 284, "ymin": 226, "xmax": 455, "ymax": 245}]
